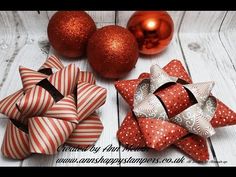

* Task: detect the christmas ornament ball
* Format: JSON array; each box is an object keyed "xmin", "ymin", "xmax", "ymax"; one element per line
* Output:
[
  {"xmin": 87, "ymin": 25, "xmax": 139, "ymax": 79},
  {"xmin": 47, "ymin": 11, "xmax": 96, "ymax": 58},
  {"xmin": 127, "ymin": 11, "xmax": 174, "ymax": 55}
]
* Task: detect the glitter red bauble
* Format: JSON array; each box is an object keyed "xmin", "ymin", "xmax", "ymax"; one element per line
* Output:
[
  {"xmin": 127, "ymin": 11, "xmax": 174, "ymax": 55},
  {"xmin": 47, "ymin": 11, "xmax": 96, "ymax": 58},
  {"xmin": 87, "ymin": 25, "xmax": 139, "ymax": 79}
]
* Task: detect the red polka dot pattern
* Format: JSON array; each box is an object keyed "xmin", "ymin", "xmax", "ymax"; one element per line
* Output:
[
  {"xmin": 117, "ymin": 111, "xmax": 146, "ymax": 148},
  {"xmin": 115, "ymin": 79, "xmax": 142, "ymax": 108},
  {"xmin": 211, "ymin": 97, "xmax": 236, "ymax": 128},
  {"xmin": 138, "ymin": 117, "xmax": 188, "ymax": 151},
  {"xmin": 155, "ymin": 83, "xmax": 192, "ymax": 118},
  {"xmin": 163, "ymin": 59, "xmax": 192, "ymax": 84},
  {"xmin": 174, "ymin": 134, "xmax": 209, "ymax": 162},
  {"xmin": 138, "ymin": 73, "xmax": 150, "ymax": 79}
]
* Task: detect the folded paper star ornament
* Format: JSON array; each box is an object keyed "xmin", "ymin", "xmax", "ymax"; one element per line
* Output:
[
  {"xmin": 0, "ymin": 56, "xmax": 107, "ymax": 160},
  {"xmin": 115, "ymin": 59, "xmax": 236, "ymax": 162}
]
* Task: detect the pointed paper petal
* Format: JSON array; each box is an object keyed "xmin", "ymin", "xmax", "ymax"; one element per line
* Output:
[
  {"xmin": 117, "ymin": 112, "xmax": 146, "ymax": 148},
  {"xmin": 77, "ymin": 81, "xmax": 107, "ymax": 122},
  {"xmin": 19, "ymin": 66, "xmax": 48, "ymax": 92},
  {"xmin": 138, "ymin": 73, "xmax": 150, "ymax": 79},
  {"xmin": 47, "ymin": 64, "xmax": 79, "ymax": 96},
  {"xmin": 115, "ymin": 79, "xmax": 142, "ymax": 108},
  {"xmin": 163, "ymin": 59, "xmax": 192, "ymax": 84},
  {"xmin": 0, "ymin": 89, "xmax": 23, "ymax": 121},
  {"xmin": 28, "ymin": 116, "xmax": 75, "ymax": 154},
  {"xmin": 39, "ymin": 55, "xmax": 64, "ymax": 70},
  {"xmin": 66, "ymin": 112, "xmax": 103, "ymax": 148},
  {"xmin": 43, "ymin": 95, "xmax": 78, "ymax": 123},
  {"xmin": 1, "ymin": 120, "xmax": 30, "ymax": 160},
  {"xmin": 184, "ymin": 82, "xmax": 214, "ymax": 107},
  {"xmin": 138, "ymin": 117, "xmax": 188, "ymax": 151},
  {"xmin": 174, "ymin": 135, "xmax": 209, "ymax": 162},
  {"xmin": 210, "ymin": 96, "xmax": 236, "ymax": 128}
]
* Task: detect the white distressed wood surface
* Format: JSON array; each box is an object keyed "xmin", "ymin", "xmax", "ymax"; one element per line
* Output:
[
  {"xmin": 215, "ymin": 11, "xmax": 236, "ymax": 166},
  {"xmin": 0, "ymin": 11, "xmax": 235, "ymax": 166}
]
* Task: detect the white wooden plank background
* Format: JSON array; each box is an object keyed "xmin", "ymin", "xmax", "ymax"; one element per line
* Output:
[{"xmin": 0, "ymin": 11, "xmax": 235, "ymax": 167}]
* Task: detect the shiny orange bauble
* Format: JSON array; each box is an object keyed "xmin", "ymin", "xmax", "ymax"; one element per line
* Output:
[
  {"xmin": 47, "ymin": 11, "xmax": 96, "ymax": 58},
  {"xmin": 127, "ymin": 11, "xmax": 174, "ymax": 55},
  {"xmin": 87, "ymin": 25, "xmax": 139, "ymax": 79}
]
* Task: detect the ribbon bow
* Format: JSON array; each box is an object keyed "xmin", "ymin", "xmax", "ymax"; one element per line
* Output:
[
  {"xmin": 115, "ymin": 60, "xmax": 236, "ymax": 162},
  {"xmin": 0, "ymin": 56, "xmax": 107, "ymax": 160},
  {"xmin": 133, "ymin": 64, "xmax": 215, "ymax": 138}
]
